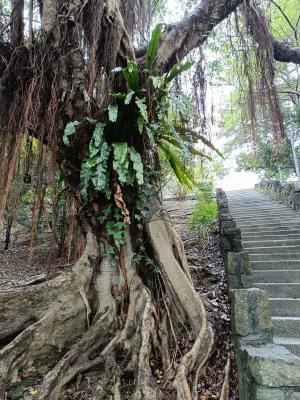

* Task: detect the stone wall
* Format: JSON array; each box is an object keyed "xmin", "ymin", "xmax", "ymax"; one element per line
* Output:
[
  {"xmin": 217, "ymin": 188, "xmax": 300, "ymax": 400},
  {"xmin": 255, "ymin": 180, "xmax": 300, "ymax": 210}
]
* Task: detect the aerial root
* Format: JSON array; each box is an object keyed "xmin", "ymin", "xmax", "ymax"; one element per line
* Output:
[
  {"xmin": 0, "ymin": 232, "xmax": 98, "ymax": 396},
  {"xmin": 146, "ymin": 207, "xmax": 215, "ymax": 399},
  {"xmin": 131, "ymin": 284, "xmax": 158, "ymax": 400},
  {"xmin": 0, "ymin": 218, "xmax": 215, "ymax": 400},
  {"xmin": 37, "ymin": 308, "xmax": 115, "ymax": 400},
  {"xmin": 173, "ymin": 324, "xmax": 214, "ymax": 400},
  {"xmin": 219, "ymin": 354, "xmax": 231, "ymax": 400}
]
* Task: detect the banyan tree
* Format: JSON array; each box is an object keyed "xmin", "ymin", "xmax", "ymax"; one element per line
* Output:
[{"xmin": 0, "ymin": 0, "xmax": 299, "ymax": 398}]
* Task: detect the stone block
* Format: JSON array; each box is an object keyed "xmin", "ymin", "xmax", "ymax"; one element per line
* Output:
[
  {"xmin": 254, "ymin": 289, "xmax": 273, "ymax": 333},
  {"xmin": 254, "ymin": 387, "xmax": 285, "ymax": 400},
  {"xmin": 242, "ymin": 343, "xmax": 300, "ymax": 387},
  {"xmin": 240, "ymin": 274, "xmax": 253, "ymax": 289},
  {"xmin": 230, "ymin": 289, "xmax": 272, "ymax": 337},
  {"xmin": 227, "ymin": 273, "xmax": 239, "ymax": 290},
  {"xmin": 227, "ymin": 252, "xmax": 238, "ymax": 275},
  {"xmin": 230, "ymin": 289, "xmax": 250, "ymax": 336},
  {"xmin": 239, "ymin": 252, "xmax": 251, "ymax": 274},
  {"xmin": 290, "ymin": 392, "xmax": 300, "ymax": 400}
]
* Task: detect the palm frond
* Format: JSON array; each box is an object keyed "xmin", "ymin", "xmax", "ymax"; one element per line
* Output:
[{"xmin": 159, "ymin": 141, "xmax": 198, "ymax": 189}]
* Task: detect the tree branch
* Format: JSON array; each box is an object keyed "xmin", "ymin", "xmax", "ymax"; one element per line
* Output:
[
  {"xmin": 270, "ymin": 0, "xmax": 297, "ymax": 42},
  {"xmin": 273, "ymin": 39, "xmax": 300, "ymax": 64},
  {"xmin": 148, "ymin": 0, "xmax": 300, "ymax": 70},
  {"xmin": 154, "ymin": 0, "xmax": 243, "ymax": 70}
]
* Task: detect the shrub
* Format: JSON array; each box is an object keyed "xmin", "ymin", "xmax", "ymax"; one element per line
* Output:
[{"xmin": 188, "ymin": 184, "xmax": 217, "ymax": 252}]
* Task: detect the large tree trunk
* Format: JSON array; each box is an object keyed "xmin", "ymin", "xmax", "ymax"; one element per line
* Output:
[
  {"xmin": 1, "ymin": 0, "xmax": 263, "ymax": 397},
  {"xmin": 0, "ymin": 196, "xmax": 214, "ymax": 399}
]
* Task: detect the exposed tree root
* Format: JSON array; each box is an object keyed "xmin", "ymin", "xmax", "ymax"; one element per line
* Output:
[
  {"xmin": 37, "ymin": 309, "xmax": 115, "ymax": 400},
  {"xmin": 0, "ymin": 210, "xmax": 214, "ymax": 400},
  {"xmin": 219, "ymin": 355, "xmax": 231, "ymax": 400},
  {"xmin": 0, "ymin": 232, "xmax": 98, "ymax": 394},
  {"xmin": 146, "ymin": 208, "xmax": 214, "ymax": 399}
]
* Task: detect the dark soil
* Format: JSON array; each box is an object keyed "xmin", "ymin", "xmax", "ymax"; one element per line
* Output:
[
  {"xmin": 0, "ymin": 232, "xmax": 72, "ymax": 288},
  {"xmin": 165, "ymin": 199, "xmax": 238, "ymax": 399}
]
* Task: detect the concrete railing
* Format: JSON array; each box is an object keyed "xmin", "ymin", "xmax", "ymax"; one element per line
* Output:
[
  {"xmin": 255, "ymin": 180, "xmax": 300, "ymax": 211},
  {"xmin": 217, "ymin": 188, "xmax": 300, "ymax": 400}
]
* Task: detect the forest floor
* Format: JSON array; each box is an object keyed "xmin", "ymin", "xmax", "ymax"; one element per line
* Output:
[
  {"xmin": 164, "ymin": 199, "xmax": 238, "ymax": 400},
  {"xmin": 0, "ymin": 232, "xmax": 71, "ymax": 288},
  {"xmin": 0, "ymin": 199, "xmax": 238, "ymax": 399}
]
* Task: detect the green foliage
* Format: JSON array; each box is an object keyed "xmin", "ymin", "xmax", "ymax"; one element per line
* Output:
[
  {"xmin": 109, "ymin": 56, "xmax": 201, "ymax": 188},
  {"xmin": 268, "ymin": 0, "xmax": 299, "ymax": 44},
  {"xmin": 135, "ymin": 98, "xmax": 148, "ymax": 123},
  {"xmin": 97, "ymin": 204, "xmax": 126, "ymax": 253},
  {"xmin": 164, "ymin": 61, "xmax": 194, "ymax": 85},
  {"xmin": 125, "ymin": 91, "xmax": 135, "ymax": 105},
  {"xmin": 108, "ymin": 105, "xmax": 118, "ymax": 122},
  {"xmin": 236, "ymin": 139, "xmax": 296, "ymax": 180},
  {"xmin": 145, "ymin": 23, "xmax": 164, "ymax": 70},
  {"xmin": 159, "ymin": 142, "xmax": 196, "ymax": 189},
  {"xmin": 188, "ymin": 183, "xmax": 217, "ymax": 251},
  {"xmin": 111, "ymin": 143, "xmax": 144, "ymax": 186},
  {"xmin": 63, "ymin": 121, "xmax": 80, "ymax": 146},
  {"xmin": 80, "ymin": 123, "xmax": 110, "ymax": 200},
  {"xmin": 128, "ymin": 147, "xmax": 144, "ymax": 185},
  {"xmin": 112, "ymin": 143, "xmax": 130, "ymax": 184},
  {"xmin": 62, "ymin": 24, "xmax": 222, "ymax": 255},
  {"xmin": 188, "ymin": 200, "xmax": 217, "ymax": 231},
  {"xmin": 122, "ymin": 60, "xmax": 139, "ymax": 91}
]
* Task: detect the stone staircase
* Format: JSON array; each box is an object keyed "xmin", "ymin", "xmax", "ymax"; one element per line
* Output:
[{"xmin": 227, "ymin": 188, "xmax": 300, "ymax": 358}]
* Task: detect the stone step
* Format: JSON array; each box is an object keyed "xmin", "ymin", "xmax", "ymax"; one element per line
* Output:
[
  {"xmin": 232, "ymin": 205, "xmax": 296, "ymax": 209},
  {"xmin": 247, "ymin": 246, "xmax": 300, "ymax": 255},
  {"xmin": 241, "ymin": 226, "xmax": 300, "ymax": 233},
  {"xmin": 227, "ymin": 189, "xmax": 300, "ymax": 361},
  {"xmin": 229, "ymin": 205, "xmax": 299, "ymax": 214},
  {"xmin": 234, "ymin": 215, "xmax": 299, "ymax": 222},
  {"xmin": 243, "ymin": 234, "xmax": 300, "ymax": 241},
  {"xmin": 231, "ymin": 205, "xmax": 296, "ymax": 210},
  {"xmin": 251, "ymin": 260, "xmax": 300, "ymax": 271},
  {"xmin": 269, "ymin": 298, "xmax": 300, "ymax": 317},
  {"xmin": 254, "ymin": 283, "xmax": 300, "ymax": 298},
  {"xmin": 251, "ymin": 253, "xmax": 300, "ymax": 261},
  {"xmin": 235, "ymin": 219, "xmax": 300, "ymax": 228},
  {"xmin": 244, "ymin": 239, "xmax": 300, "ymax": 248},
  {"xmin": 252, "ymin": 270, "xmax": 300, "ymax": 283},
  {"xmin": 233, "ymin": 213, "xmax": 299, "ymax": 221},
  {"xmin": 231, "ymin": 209, "xmax": 297, "ymax": 214},
  {"xmin": 238, "ymin": 225, "xmax": 300, "ymax": 232},
  {"xmin": 238, "ymin": 222, "xmax": 300, "ymax": 229},
  {"xmin": 242, "ymin": 230, "xmax": 300, "ymax": 237},
  {"xmin": 272, "ymin": 317, "xmax": 300, "ymax": 338},
  {"xmin": 273, "ymin": 336, "xmax": 300, "ymax": 357}
]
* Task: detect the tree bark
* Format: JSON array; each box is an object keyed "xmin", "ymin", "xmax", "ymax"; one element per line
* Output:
[
  {"xmin": 10, "ymin": 0, "xmax": 24, "ymax": 47},
  {"xmin": 1, "ymin": 0, "xmax": 300, "ymax": 397},
  {"xmin": 273, "ymin": 39, "xmax": 300, "ymax": 64},
  {"xmin": 4, "ymin": 215, "xmax": 13, "ymax": 250}
]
